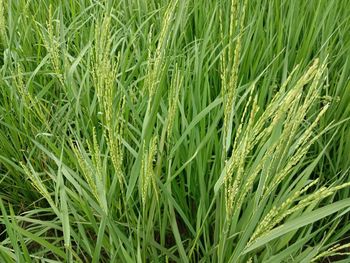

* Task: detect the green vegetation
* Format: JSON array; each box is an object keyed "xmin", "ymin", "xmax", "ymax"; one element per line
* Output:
[{"xmin": 0, "ymin": 0, "xmax": 350, "ymax": 262}]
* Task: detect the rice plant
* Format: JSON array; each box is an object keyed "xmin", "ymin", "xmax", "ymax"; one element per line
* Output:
[{"xmin": 0, "ymin": 0, "xmax": 350, "ymax": 262}]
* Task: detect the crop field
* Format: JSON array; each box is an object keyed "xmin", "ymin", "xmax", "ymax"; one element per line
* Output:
[{"xmin": 0, "ymin": 0, "xmax": 350, "ymax": 262}]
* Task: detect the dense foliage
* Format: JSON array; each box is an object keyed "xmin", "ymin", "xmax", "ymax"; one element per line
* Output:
[{"xmin": 0, "ymin": 0, "xmax": 350, "ymax": 262}]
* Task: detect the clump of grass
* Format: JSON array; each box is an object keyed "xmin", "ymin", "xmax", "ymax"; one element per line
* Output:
[{"xmin": 0, "ymin": 0, "xmax": 350, "ymax": 262}]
